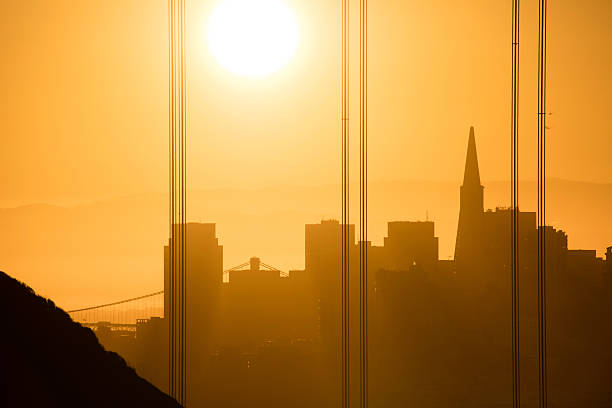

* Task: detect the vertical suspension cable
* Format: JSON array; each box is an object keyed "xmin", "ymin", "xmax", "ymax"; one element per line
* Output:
[
  {"xmin": 168, "ymin": 0, "xmax": 175, "ymax": 397},
  {"xmin": 341, "ymin": 0, "xmax": 349, "ymax": 406},
  {"xmin": 537, "ymin": 0, "xmax": 548, "ymax": 406},
  {"xmin": 511, "ymin": 1, "xmax": 521, "ymax": 407},
  {"xmin": 180, "ymin": 0, "xmax": 187, "ymax": 402},
  {"xmin": 179, "ymin": 0, "xmax": 184, "ymax": 402},
  {"xmin": 169, "ymin": 0, "xmax": 187, "ymax": 404},
  {"xmin": 359, "ymin": 0, "xmax": 368, "ymax": 406}
]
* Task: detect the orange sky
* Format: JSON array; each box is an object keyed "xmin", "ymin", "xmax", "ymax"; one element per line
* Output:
[
  {"xmin": 1, "ymin": 0, "xmax": 611, "ymax": 307},
  {"xmin": 1, "ymin": 0, "xmax": 611, "ymax": 207}
]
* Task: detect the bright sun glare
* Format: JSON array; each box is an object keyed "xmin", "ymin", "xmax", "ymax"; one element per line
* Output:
[{"xmin": 207, "ymin": 0, "xmax": 299, "ymax": 77}]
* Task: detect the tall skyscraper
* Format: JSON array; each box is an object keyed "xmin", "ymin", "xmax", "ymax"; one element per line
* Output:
[
  {"xmin": 304, "ymin": 220, "xmax": 354, "ymax": 408},
  {"xmin": 164, "ymin": 223, "xmax": 223, "ymax": 407},
  {"xmin": 454, "ymin": 126, "xmax": 484, "ymax": 263}
]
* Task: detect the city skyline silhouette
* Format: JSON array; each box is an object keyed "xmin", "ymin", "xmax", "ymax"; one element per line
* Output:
[
  {"xmin": 1, "ymin": 0, "xmax": 612, "ymax": 407},
  {"xmin": 59, "ymin": 129, "xmax": 612, "ymax": 407}
]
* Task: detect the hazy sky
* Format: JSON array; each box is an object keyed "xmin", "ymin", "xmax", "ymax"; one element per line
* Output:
[
  {"xmin": 1, "ymin": 0, "xmax": 612, "ymax": 308},
  {"xmin": 1, "ymin": 0, "xmax": 611, "ymax": 207}
]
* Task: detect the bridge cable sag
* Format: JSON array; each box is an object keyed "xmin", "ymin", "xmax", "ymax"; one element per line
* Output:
[{"xmin": 66, "ymin": 291, "xmax": 164, "ymax": 313}]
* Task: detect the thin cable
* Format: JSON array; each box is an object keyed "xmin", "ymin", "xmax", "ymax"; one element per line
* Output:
[
  {"xmin": 168, "ymin": 0, "xmax": 175, "ymax": 396},
  {"xmin": 180, "ymin": 0, "xmax": 186, "ymax": 402},
  {"xmin": 537, "ymin": 0, "xmax": 548, "ymax": 406},
  {"xmin": 67, "ymin": 291, "xmax": 164, "ymax": 313},
  {"xmin": 359, "ymin": 0, "xmax": 368, "ymax": 406},
  {"xmin": 168, "ymin": 0, "xmax": 187, "ymax": 404},
  {"xmin": 511, "ymin": 1, "xmax": 521, "ymax": 407},
  {"xmin": 181, "ymin": 0, "xmax": 187, "ymax": 401},
  {"xmin": 341, "ymin": 0, "xmax": 349, "ymax": 406}
]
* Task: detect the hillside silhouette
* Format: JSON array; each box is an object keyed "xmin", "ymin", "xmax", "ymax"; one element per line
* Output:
[{"xmin": 0, "ymin": 271, "xmax": 181, "ymax": 408}]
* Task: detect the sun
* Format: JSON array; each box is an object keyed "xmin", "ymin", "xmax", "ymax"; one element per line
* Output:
[{"xmin": 207, "ymin": 0, "xmax": 299, "ymax": 77}]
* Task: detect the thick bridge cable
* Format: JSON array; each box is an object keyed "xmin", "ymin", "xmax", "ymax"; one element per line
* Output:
[
  {"xmin": 359, "ymin": 0, "xmax": 368, "ymax": 406},
  {"xmin": 537, "ymin": 0, "xmax": 548, "ymax": 406},
  {"xmin": 511, "ymin": 1, "xmax": 521, "ymax": 407},
  {"xmin": 67, "ymin": 291, "xmax": 165, "ymax": 313},
  {"xmin": 341, "ymin": 0, "xmax": 350, "ymax": 406},
  {"xmin": 168, "ymin": 0, "xmax": 187, "ymax": 404}
]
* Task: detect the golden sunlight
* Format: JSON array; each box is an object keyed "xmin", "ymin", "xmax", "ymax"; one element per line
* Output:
[{"xmin": 207, "ymin": 0, "xmax": 299, "ymax": 77}]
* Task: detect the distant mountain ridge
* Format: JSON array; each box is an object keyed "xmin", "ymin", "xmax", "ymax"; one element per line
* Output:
[
  {"xmin": 0, "ymin": 271, "xmax": 181, "ymax": 407},
  {"xmin": 0, "ymin": 178, "xmax": 610, "ymax": 309}
]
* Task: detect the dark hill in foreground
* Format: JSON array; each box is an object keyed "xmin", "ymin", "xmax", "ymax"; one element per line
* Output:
[{"xmin": 0, "ymin": 271, "xmax": 181, "ymax": 408}]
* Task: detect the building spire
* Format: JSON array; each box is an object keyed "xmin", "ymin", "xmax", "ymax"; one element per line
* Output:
[
  {"xmin": 463, "ymin": 126, "xmax": 481, "ymax": 187},
  {"xmin": 455, "ymin": 126, "xmax": 484, "ymax": 261}
]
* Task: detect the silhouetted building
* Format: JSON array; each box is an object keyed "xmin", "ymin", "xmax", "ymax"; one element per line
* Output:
[
  {"xmin": 455, "ymin": 126, "xmax": 484, "ymax": 264},
  {"xmin": 286, "ymin": 269, "xmax": 318, "ymax": 341},
  {"xmin": 454, "ymin": 127, "xmax": 538, "ymax": 288},
  {"xmin": 164, "ymin": 223, "xmax": 223, "ymax": 407},
  {"xmin": 304, "ymin": 219, "xmax": 355, "ymax": 408},
  {"xmin": 384, "ymin": 221, "xmax": 438, "ymax": 271},
  {"xmin": 222, "ymin": 257, "xmax": 293, "ymax": 350},
  {"xmin": 135, "ymin": 317, "xmax": 168, "ymax": 392}
]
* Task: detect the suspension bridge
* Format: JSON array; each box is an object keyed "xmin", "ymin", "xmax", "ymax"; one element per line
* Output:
[{"xmin": 67, "ymin": 259, "xmax": 289, "ymax": 326}]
